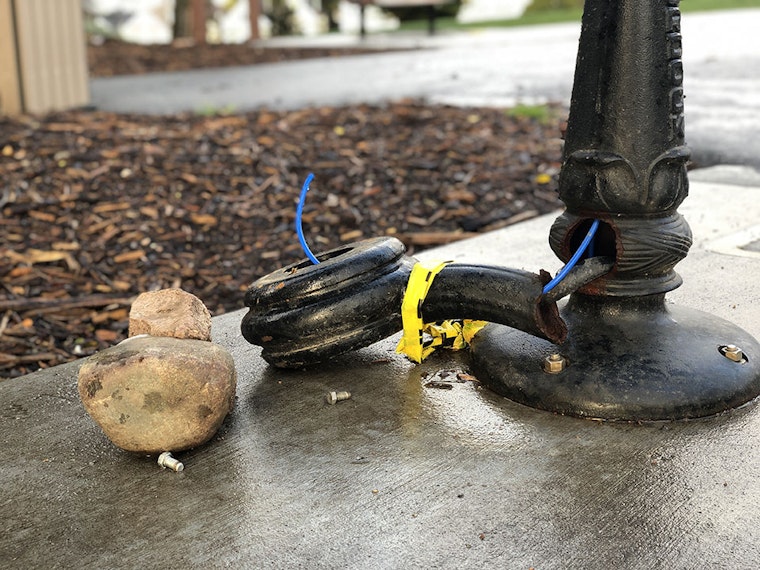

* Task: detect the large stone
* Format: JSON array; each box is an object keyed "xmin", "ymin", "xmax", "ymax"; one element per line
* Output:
[
  {"xmin": 78, "ymin": 335, "xmax": 236, "ymax": 453},
  {"xmin": 128, "ymin": 288, "xmax": 211, "ymax": 341}
]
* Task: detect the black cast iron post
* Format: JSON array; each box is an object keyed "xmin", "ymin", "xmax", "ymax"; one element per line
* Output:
[
  {"xmin": 470, "ymin": 0, "xmax": 760, "ymax": 420},
  {"xmin": 243, "ymin": 0, "xmax": 760, "ymax": 421}
]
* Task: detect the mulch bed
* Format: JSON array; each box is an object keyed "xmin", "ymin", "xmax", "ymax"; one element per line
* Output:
[
  {"xmin": 87, "ymin": 39, "xmax": 415, "ymax": 77},
  {"xmin": 1, "ymin": 42, "xmax": 567, "ymax": 379}
]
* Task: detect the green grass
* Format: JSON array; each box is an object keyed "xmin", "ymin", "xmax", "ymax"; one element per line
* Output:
[
  {"xmin": 398, "ymin": 9, "xmax": 583, "ymax": 31},
  {"xmin": 506, "ymin": 103, "xmax": 555, "ymax": 124},
  {"xmin": 194, "ymin": 103, "xmax": 238, "ymax": 116},
  {"xmin": 680, "ymin": 0, "xmax": 760, "ymax": 11},
  {"xmin": 397, "ymin": 0, "xmax": 760, "ymax": 31}
]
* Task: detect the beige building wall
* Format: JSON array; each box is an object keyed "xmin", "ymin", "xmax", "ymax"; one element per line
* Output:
[
  {"xmin": 0, "ymin": 0, "xmax": 89, "ymax": 115},
  {"xmin": 0, "ymin": 0, "xmax": 23, "ymax": 114}
]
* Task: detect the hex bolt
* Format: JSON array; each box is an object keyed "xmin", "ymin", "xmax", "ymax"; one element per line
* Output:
[
  {"xmin": 325, "ymin": 390, "xmax": 352, "ymax": 405},
  {"xmin": 157, "ymin": 451, "xmax": 184, "ymax": 472},
  {"xmin": 720, "ymin": 344, "xmax": 745, "ymax": 363},
  {"xmin": 543, "ymin": 353, "xmax": 567, "ymax": 374}
]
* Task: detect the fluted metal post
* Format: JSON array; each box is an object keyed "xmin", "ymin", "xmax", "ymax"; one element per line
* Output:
[{"xmin": 471, "ymin": 0, "xmax": 760, "ymax": 420}]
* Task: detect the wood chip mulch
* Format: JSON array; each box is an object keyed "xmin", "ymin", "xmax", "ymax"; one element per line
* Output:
[
  {"xmin": 87, "ymin": 39, "xmax": 415, "ymax": 77},
  {"xmin": 2, "ymin": 63, "xmax": 566, "ymax": 378}
]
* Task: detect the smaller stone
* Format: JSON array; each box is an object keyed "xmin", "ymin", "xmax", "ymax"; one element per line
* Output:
[
  {"xmin": 129, "ymin": 288, "xmax": 211, "ymax": 341},
  {"xmin": 78, "ymin": 335, "xmax": 236, "ymax": 453}
]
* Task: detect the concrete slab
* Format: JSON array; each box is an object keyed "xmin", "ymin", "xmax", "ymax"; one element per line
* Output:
[{"xmin": 3, "ymin": 177, "xmax": 760, "ymax": 568}]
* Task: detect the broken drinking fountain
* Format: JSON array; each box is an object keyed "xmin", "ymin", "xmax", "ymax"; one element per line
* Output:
[{"xmin": 242, "ymin": 0, "xmax": 760, "ymax": 421}]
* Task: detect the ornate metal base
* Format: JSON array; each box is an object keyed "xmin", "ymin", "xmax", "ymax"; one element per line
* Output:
[{"xmin": 470, "ymin": 294, "xmax": 760, "ymax": 421}]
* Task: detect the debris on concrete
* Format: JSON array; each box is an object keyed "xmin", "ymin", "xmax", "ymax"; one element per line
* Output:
[
  {"xmin": 424, "ymin": 381, "xmax": 453, "ymax": 390},
  {"xmin": 157, "ymin": 451, "xmax": 184, "ymax": 472},
  {"xmin": 325, "ymin": 390, "xmax": 352, "ymax": 405}
]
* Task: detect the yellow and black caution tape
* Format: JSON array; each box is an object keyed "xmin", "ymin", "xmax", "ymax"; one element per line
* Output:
[{"xmin": 396, "ymin": 260, "xmax": 487, "ymax": 363}]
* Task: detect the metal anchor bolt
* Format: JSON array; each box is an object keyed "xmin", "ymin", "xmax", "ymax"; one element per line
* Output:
[
  {"xmin": 157, "ymin": 452, "xmax": 184, "ymax": 472},
  {"xmin": 543, "ymin": 353, "xmax": 567, "ymax": 374},
  {"xmin": 326, "ymin": 390, "xmax": 351, "ymax": 405},
  {"xmin": 720, "ymin": 345, "xmax": 746, "ymax": 363}
]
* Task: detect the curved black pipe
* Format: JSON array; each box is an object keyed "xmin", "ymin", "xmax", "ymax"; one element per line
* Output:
[
  {"xmin": 423, "ymin": 264, "xmax": 565, "ymax": 344},
  {"xmin": 241, "ymin": 237, "xmax": 610, "ymax": 368},
  {"xmin": 242, "ymin": 237, "xmax": 412, "ymax": 368}
]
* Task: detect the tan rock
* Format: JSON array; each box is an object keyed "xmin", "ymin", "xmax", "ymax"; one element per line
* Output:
[
  {"xmin": 78, "ymin": 335, "xmax": 236, "ymax": 453},
  {"xmin": 129, "ymin": 288, "xmax": 211, "ymax": 341}
]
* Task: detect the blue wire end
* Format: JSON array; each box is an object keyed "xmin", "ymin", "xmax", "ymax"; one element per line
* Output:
[
  {"xmin": 296, "ymin": 172, "xmax": 320, "ymax": 265},
  {"xmin": 542, "ymin": 219, "xmax": 600, "ymax": 295}
]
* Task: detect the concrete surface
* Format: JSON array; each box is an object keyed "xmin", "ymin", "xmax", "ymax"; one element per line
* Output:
[
  {"xmin": 689, "ymin": 164, "xmax": 760, "ymax": 188},
  {"xmin": 3, "ymin": 174, "xmax": 760, "ymax": 568},
  {"xmin": 90, "ymin": 9, "xmax": 760, "ymax": 170}
]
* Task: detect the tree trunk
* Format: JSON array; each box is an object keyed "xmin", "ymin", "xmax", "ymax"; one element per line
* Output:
[
  {"xmin": 192, "ymin": 0, "xmax": 208, "ymax": 44},
  {"xmin": 172, "ymin": 0, "xmax": 191, "ymax": 39},
  {"xmin": 249, "ymin": 0, "xmax": 260, "ymax": 41}
]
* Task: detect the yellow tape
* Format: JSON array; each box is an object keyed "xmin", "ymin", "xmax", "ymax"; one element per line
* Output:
[{"xmin": 396, "ymin": 260, "xmax": 488, "ymax": 363}]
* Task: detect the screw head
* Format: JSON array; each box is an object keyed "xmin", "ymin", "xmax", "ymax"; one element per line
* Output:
[
  {"xmin": 543, "ymin": 353, "xmax": 567, "ymax": 374},
  {"xmin": 720, "ymin": 344, "xmax": 745, "ymax": 363}
]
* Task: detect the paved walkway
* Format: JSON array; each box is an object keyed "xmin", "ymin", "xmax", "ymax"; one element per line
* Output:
[{"xmin": 90, "ymin": 9, "xmax": 760, "ymax": 169}]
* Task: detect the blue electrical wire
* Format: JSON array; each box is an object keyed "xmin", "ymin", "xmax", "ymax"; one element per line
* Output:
[
  {"xmin": 542, "ymin": 219, "xmax": 600, "ymax": 295},
  {"xmin": 297, "ymin": 173, "xmax": 599, "ymax": 286},
  {"xmin": 296, "ymin": 172, "xmax": 320, "ymax": 265}
]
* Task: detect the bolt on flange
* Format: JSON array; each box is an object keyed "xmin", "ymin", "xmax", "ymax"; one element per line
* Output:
[
  {"xmin": 720, "ymin": 345, "xmax": 746, "ymax": 363},
  {"xmin": 157, "ymin": 451, "xmax": 184, "ymax": 472},
  {"xmin": 543, "ymin": 353, "xmax": 567, "ymax": 374}
]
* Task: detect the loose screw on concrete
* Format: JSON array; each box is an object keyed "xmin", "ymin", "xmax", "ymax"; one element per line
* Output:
[
  {"xmin": 543, "ymin": 353, "xmax": 567, "ymax": 374},
  {"xmin": 720, "ymin": 345, "xmax": 746, "ymax": 363},
  {"xmin": 157, "ymin": 452, "xmax": 184, "ymax": 472},
  {"xmin": 325, "ymin": 390, "xmax": 352, "ymax": 405}
]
